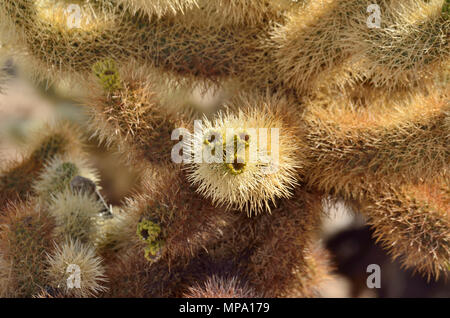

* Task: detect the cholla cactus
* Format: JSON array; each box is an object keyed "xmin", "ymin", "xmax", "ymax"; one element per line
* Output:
[
  {"xmin": 272, "ymin": 0, "xmax": 449, "ymax": 95},
  {"xmin": 0, "ymin": 123, "xmax": 83, "ymax": 211},
  {"xmin": 0, "ymin": 0, "xmax": 448, "ymax": 298},
  {"xmin": 186, "ymin": 95, "xmax": 303, "ymax": 214},
  {"xmin": 84, "ymin": 59, "xmax": 181, "ymax": 164},
  {"xmin": 45, "ymin": 238, "xmax": 107, "ymax": 297},
  {"xmin": 183, "ymin": 275, "xmax": 258, "ymax": 298},
  {"xmin": 48, "ymin": 189, "xmax": 104, "ymax": 243},
  {"xmin": 0, "ymin": 200, "xmax": 55, "ymax": 297},
  {"xmin": 363, "ymin": 178, "xmax": 450, "ymax": 280},
  {"xmin": 302, "ymin": 90, "xmax": 449, "ymax": 198},
  {"xmin": 33, "ymin": 155, "xmax": 99, "ymax": 205},
  {"xmin": 116, "ymin": 0, "xmax": 199, "ymax": 17}
]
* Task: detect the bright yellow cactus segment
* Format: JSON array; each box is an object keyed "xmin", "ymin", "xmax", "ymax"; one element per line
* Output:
[{"xmin": 186, "ymin": 95, "xmax": 304, "ymax": 215}]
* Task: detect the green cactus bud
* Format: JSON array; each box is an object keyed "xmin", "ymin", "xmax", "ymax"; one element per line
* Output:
[{"xmin": 92, "ymin": 58, "xmax": 122, "ymax": 92}]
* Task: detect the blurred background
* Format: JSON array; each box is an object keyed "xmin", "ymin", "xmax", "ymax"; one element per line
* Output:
[{"xmin": 0, "ymin": 59, "xmax": 449, "ymax": 298}]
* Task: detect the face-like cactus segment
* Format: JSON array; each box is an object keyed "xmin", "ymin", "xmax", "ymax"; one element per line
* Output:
[
  {"xmin": 92, "ymin": 58, "xmax": 122, "ymax": 92},
  {"xmin": 137, "ymin": 219, "xmax": 164, "ymax": 262},
  {"xmin": 186, "ymin": 97, "xmax": 302, "ymax": 215}
]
